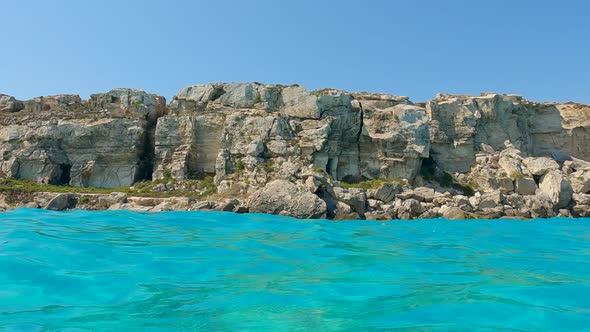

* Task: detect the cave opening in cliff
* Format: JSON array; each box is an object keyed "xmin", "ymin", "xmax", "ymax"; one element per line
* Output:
[
  {"xmin": 57, "ymin": 164, "xmax": 71, "ymax": 186},
  {"xmin": 137, "ymin": 144, "xmax": 154, "ymax": 182},
  {"xmin": 209, "ymin": 87, "xmax": 226, "ymax": 101},
  {"xmin": 135, "ymin": 117, "xmax": 158, "ymax": 183}
]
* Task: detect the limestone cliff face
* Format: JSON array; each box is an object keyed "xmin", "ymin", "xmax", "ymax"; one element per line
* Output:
[
  {"xmin": 427, "ymin": 93, "xmax": 590, "ymax": 172},
  {"xmin": 1, "ymin": 83, "xmax": 589, "ymax": 195},
  {"xmin": 153, "ymin": 82, "xmax": 429, "ymax": 188},
  {"xmin": 0, "ymin": 89, "xmax": 166, "ymax": 188}
]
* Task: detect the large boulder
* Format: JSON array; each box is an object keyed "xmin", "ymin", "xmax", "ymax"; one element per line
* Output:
[
  {"xmin": 395, "ymin": 199, "xmax": 425, "ymax": 220},
  {"xmin": 398, "ymin": 187, "xmax": 437, "ymax": 202},
  {"xmin": 515, "ymin": 177, "xmax": 537, "ymax": 195},
  {"xmin": 498, "ymin": 149, "xmax": 523, "ymax": 176},
  {"xmin": 0, "ymin": 94, "xmax": 24, "ymax": 112},
  {"xmin": 248, "ymin": 180, "xmax": 327, "ymax": 219},
  {"xmin": 524, "ymin": 193, "xmax": 556, "ymax": 218},
  {"xmin": 333, "ymin": 187, "xmax": 367, "ymax": 215},
  {"xmin": 439, "ymin": 205, "xmax": 467, "ymax": 220},
  {"xmin": 573, "ymin": 193, "xmax": 590, "ymax": 206},
  {"xmin": 478, "ymin": 191, "xmax": 504, "ymax": 210},
  {"xmin": 523, "ymin": 157, "xmax": 559, "ymax": 176},
  {"xmin": 46, "ymin": 193, "xmax": 76, "ymax": 211},
  {"xmin": 332, "ymin": 201, "xmax": 361, "ymax": 220},
  {"xmin": 568, "ymin": 171, "xmax": 590, "ymax": 194},
  {"xmin": 367, "ymin": 181, "xmax": 402, "ymax": 203},
  {"xmin": 539, "ymin": 171, "xmax": 573, "ymax": 209}
]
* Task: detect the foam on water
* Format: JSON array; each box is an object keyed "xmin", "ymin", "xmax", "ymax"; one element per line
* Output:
[{"xmin": 0, "ymin": 208, "xmax": 589, "ymax": 331}]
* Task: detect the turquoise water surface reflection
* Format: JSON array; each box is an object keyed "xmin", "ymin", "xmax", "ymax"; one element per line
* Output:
[{"xmin": 0, "ymin": 208, "xmax": 589, "ymax": 331}]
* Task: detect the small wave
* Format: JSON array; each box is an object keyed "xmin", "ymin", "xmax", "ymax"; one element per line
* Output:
[{"xmin": 0, "ymin": 209, "xmax": 589, "ymax": 331}]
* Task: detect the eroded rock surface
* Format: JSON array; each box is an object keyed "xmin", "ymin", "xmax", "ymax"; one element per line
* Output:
[
  {"xmin": 248, "ymin": 179, "xmax": 327, "ymax": 219},
  {"xmin": 0, "ymin": 89, "xmax": 166, "ymax": 188},
  {"xmin": 427, "ymin": 93, "xmax": 590, "ymax": 173},
  {"xmin": 2, "ymin": 83, "xmax": 590, "ymax": 219}
]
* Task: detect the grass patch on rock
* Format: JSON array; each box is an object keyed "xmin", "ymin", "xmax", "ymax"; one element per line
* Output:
[
  {"xmin": 510, "ymin": 171, "xmax": 526, "ymax": 180},
  {"xmin": 420, "ymin": 157, "xmax": 475, "ymax": 196},
  {"xmin": 312, "ymin": 166, "xmax": 325, "ymax": 173},
  {"xmin": 0, "ymin": 177, "xmax": 217, "ymax": 199},
  {"xmin": 341, "ymin": 177, "xmax": 403, "ymax": 190}
]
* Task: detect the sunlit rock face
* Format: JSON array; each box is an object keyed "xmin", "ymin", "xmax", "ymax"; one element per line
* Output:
[
  {"xmin": 4, "ymin": 84, "xmax": 590, "ymax": 193},
  {"xmin": 153, "ymin": 83, "xmax": 429, "ymax": 186},
  {"xmin": 426, "ymin": 93, "xmax": 590, "ymax": 173},
  {"xmin": 3, "ymin": 82, "xmax": 590, "ymax": 220},
  {"xmin": 0, "ymin": 89, "xmax": 166, "ymax": 188}
]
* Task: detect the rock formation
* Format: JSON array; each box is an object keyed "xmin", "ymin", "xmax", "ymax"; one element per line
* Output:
[
  {"xmin": 0, "ymin": 89, "xmax": 165, "ymax": 188},
  {"xmin": 1, "ymin": 82, "xmax": 589, "ymax": 220}
]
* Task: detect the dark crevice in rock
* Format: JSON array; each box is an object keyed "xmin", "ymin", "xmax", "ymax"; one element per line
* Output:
[
  {"xmin": 356, "ymin": 101, "xmax": 364, "ymax": 177},
  {"xmin": 266, "ymin": 118, "xmax": 277, "ymax": 140},
  {"xmin": 316, "ymin": 186, "xmax": 336, "ymax": 219},
  {"xmin": 59, "ymin": 164, "xmax": 71, "ymax": 185},
  {"xmin": 136, "ymin": 112, "xmax": 162, "ymax": 182},
  {"xmin": 210, "ymin": 87, "xmax": 226, "ymax": 101},
  {"xmin": 356, "ymin": 101, "xmax": 364, "ymax": 143},
  {"xmin": 49, "ymin": 164, "xmax": 71, "ymax": 186},
  {"xmin": 136, "ymin": 128, "xmax": 155, "ymax": 182}
]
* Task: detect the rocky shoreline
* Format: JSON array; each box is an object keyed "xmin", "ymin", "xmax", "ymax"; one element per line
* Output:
[{"xmin": 1, "ymin": 83, "xmax": 590, "ymax": 220}]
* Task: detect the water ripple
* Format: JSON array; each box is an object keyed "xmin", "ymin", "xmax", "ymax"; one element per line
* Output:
[{"xmin": 0, "ymin": 209, "xmax": 589, "ymax": 331}]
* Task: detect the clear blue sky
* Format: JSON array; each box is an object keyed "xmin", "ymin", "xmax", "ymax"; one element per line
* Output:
[{"xmin": 1, "ymin": 0, "xmax": 589, "ymax": 103}]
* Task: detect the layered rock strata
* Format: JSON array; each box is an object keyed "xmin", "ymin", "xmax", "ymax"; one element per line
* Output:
[
  {"xmin": 0, "ymin": 89, "xmax": 166, "ymax": 187},
  {"xmin": 1, "ymin": 83, "xmax": 589, "ymax": 220}
]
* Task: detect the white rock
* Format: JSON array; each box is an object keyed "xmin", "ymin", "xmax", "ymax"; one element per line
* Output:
[
  {"xmin": 539, "ymin": 170, "xmax": 573, "ymax": 208},
  {"xmin": 523, "ymin": 157, "xmax": 559, "ymax": 176}
]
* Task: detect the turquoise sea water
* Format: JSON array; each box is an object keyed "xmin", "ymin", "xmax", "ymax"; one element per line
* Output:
[{"xmin": 0, "ymin": 209, "xmax": 589, "ymax": 331}]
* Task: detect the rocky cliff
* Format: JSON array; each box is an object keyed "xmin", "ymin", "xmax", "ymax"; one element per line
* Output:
[{"xmin": 1, "ymin": 83, "xmax": 590, "ymax": 219}]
